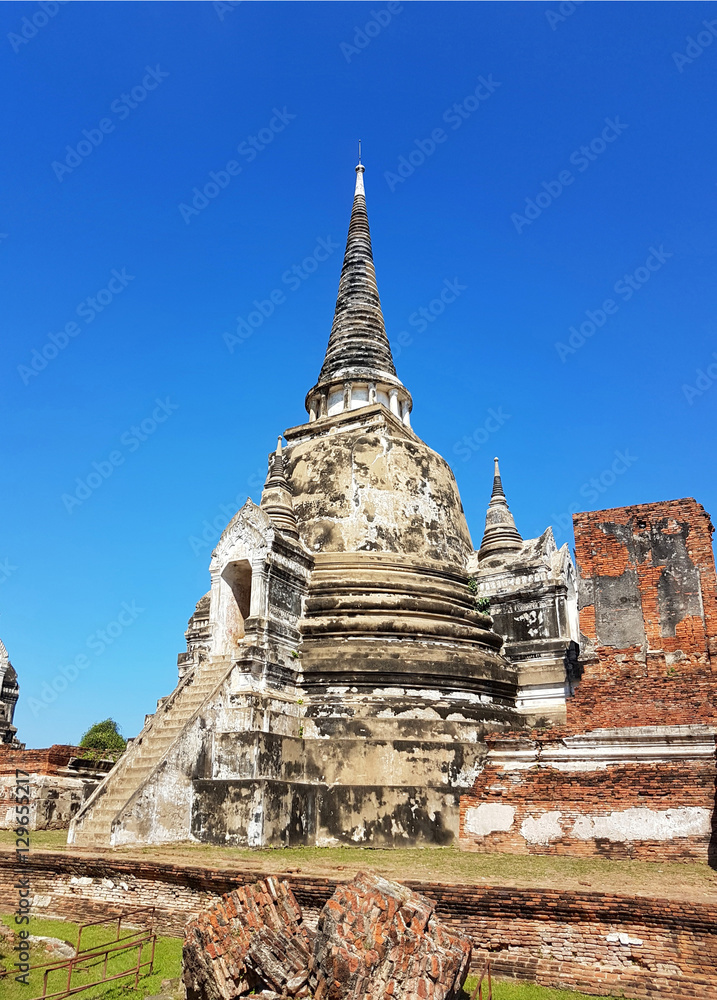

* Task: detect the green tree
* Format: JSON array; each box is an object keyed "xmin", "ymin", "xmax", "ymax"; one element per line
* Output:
[{"xmin": 79, "ymin": 718, "xmax": 127, "ymax": 751}]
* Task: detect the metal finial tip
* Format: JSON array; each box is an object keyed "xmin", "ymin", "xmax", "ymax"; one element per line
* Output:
[{"xmin": 358, "ymin": 139, "xmax": 362, "ymax": 164}]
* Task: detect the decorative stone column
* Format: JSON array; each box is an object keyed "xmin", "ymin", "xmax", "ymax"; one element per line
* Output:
[
  {"xmin": 401, "ymin": 401, "xmax": 411, "ymax": 427},
  {"xmin": 250, "ymin": 558, "xmax": 269, "ymax": 622},
  {"xmin": 309, "ymin": 399, "xmax": 317, "ymax": 422},
  {"xmin": 368, "ymin": 382, "xmax": 377, "ymax": 404},
  {"xmin": 319, "ymin": 393, "xmax": 328, "ymax": 418},
  {"xmin": 343, "ymin": 382, "xmax": 352, "ymax": 411},
  {"xmin": 389, "ymin": 389, "xmax": 399, "ymax": 417}
]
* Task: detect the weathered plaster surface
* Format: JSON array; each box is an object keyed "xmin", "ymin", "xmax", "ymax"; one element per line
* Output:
[
  {"xmin": 520, "ymin": 811, "xmax": 564, "ymax": 845},
  {"xmin": 571, "ymin": 807, "xmax": 711, "ymax": 842},
  {"xmin": 464, "ymin": 803, "xmax": 515, "ymax": 836},
  {"xmin": 285, "ymin": 406, "xmax": 473, "ymax": 565},
  {"xmin": 0, "ymin": 773, "xmax": 94, "ymax": 830}
]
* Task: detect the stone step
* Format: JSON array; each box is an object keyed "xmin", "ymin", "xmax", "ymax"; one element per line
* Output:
[{"xmin": 72, "ymin": 659, "xmax": 235, "ymax": 843}]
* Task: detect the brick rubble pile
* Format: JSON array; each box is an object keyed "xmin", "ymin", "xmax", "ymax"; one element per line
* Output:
[{"xmin": 183, "ymin": 873, "xmax": 471, "ymax": 1000}]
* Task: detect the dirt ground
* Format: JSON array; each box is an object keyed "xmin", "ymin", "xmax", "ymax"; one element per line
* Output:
[{"xmin": 4, "ymin": 830, "xmax": 717, "ymax": 904}]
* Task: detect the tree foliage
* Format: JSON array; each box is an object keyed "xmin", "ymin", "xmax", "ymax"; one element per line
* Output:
[{"xmin": 79, "ymin": 718, "xmax": 127, "ymax": 751}]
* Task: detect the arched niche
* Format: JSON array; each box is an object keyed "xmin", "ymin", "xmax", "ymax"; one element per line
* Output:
[{"xmin": 221, "ymin": 559, "xmax": 253, "ymax": 636}]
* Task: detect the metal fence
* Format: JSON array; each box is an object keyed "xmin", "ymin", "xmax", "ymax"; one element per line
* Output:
[{"xmin": 1, "ymin": 906, "xmax": 157, "ymax": 1000}]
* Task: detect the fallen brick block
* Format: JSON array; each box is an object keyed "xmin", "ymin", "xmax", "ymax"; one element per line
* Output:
[
  {"xmin": 311, "ymin": 871, "xmax": 472, "ymax": 1000},
  {"xmin": 182, "ymin": 877, "xmax": 313, "ymax": 1000}
]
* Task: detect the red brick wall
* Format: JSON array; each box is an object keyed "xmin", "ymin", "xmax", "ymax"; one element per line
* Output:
[
  {"xmin": 0, "ymin": 851, "xmax": 714, "ymax": 1000},
  {"xmin": 0, "ymin": 745, "xmax": 85, "ymax": 776},
  {"xmin": 459, "ymin": 732, "xmax": 717, "ymax": 862},
  {"xmin": 570, "ymin": 498, "xmax": 717, "ymax": 728}
]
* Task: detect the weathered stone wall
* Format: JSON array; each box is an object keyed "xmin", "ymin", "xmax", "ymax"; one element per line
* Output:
[
  {"xmin": 299, "ymin": 550, "xmax": 518, "ymax": 741},
  {"xmin": 1, "ymin": 851, "xmax": 715, "ymax": 1000},
  {"xmin": 459, "ymin": 728, "xmax": 717, "ymax": 861},
  {"xmin": 460, "ymin": 498, "xmax": 717, "ymax": 863},
  {"xmin": 285, "ymin": 405, "xmax": 473, "ymax": 565},
  {"xmin": 189, "ymin": 724, "xmax": 485, "ymax": 848},
  {"xmin": 0, "ymin": 745, "xmax": 112, "ymax": 830},
  {"xmin": 192, "ymin": 777, "xmax": 462, "ymax": 849},
  {"xmin": 571, "ymin": 498, "xmax": 717, "ymax": 728}
]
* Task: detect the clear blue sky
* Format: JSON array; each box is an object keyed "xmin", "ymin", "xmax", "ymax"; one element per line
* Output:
[{"xmin": 2, "ymin": 1, "xmax": 715, "ymax": 748}]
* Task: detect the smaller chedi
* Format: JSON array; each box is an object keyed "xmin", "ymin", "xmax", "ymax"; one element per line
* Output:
[
  {"xmin": 69, "ymin": 159, "xmax": 581, "ymax": 850},
  {"xmin": 469, "ymin": 458, "xmax": 580, "ymax": 721},
  {"xmin": 0, "ymin": 639, "xmax": 20, "ymax": 745}
]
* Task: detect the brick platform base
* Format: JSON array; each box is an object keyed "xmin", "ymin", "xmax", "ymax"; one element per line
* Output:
[
  {"xmin": 459, "ymin": 726, "xmax": 717, "ymax": 862},
  {"xmin": 0, "ymin": 851, "xmax": 715, "ymax": 999}
]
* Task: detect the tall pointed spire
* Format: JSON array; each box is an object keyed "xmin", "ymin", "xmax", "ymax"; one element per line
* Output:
[
  {"xmin": 260, "ymin": 437, "xmax": 299, "ymax": 539},
  {"xmin": 478, "ymin": 457, "xmax": 523, "ymax": 560},
  {"xmin": 318, "ymin": 159, "xmax": 397, "ymax": 383},
  {"xmin": 305, "ymin": 158, "xmax": 411, "ymax": 425}
]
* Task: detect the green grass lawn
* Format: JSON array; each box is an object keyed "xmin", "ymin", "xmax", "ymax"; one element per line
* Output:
[
  {"xmin": 1, "ymin": 830, "xmax": 713, "ymax": 903},
  {"xmin": 0, "ymin": 915, "xmax": 181, "ymax": 1000},
  {"xmin": 0, "ymin": 829, "xmax": 70, "ymax": 851},
  {"xmin": 461, "ymin": 980, "xmax": 617, "ymax": 1000}
]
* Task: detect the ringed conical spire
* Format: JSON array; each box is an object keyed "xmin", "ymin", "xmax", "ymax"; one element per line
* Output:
[
  {"xmin": 478, "ymin": 457, "xmax": 523, "ymax": 560},
  {"xmin": 305, "ymin": 158, "xmax": 411, "ymax": 425},
  {"xmin": 318, "ymin": 160, "xmax": 397, "ymax": 383},
  {"xmin": 260, "ymin": 437, "xmax": 299, "ymax": 539}
]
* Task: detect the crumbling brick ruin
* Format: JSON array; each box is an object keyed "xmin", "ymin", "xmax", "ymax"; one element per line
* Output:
[
  {"xmin": 460, "ymin": 499, "xmax": 717, "ymax": 861},
  {"xmin": 0, "ymin": 744, "xmax": 114, "ymax": 830},
  {"xmin": 571, "ymin": 498, "xmax": 717, "ymax": 728},
  {"xmin": 182, "ymin": 873, "xmax": 471, "ymax": 1000},
  {"xmin": 2, "ymin": 851, "xmax": 715, "ymax": 1000},
  {"xmin": 183, "ymin": 877, "xmax": 313, "ymax": 999}
]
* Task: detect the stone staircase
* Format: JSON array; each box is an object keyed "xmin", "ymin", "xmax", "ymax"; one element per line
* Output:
[{"xmin": 70, "ymin": 656, "xmax": 233, "ymax": 846}]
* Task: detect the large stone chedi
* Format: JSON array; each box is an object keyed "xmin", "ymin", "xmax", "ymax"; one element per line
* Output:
[{"xmin": 70, "ymin": 163, "xmax": 575, "ymax": 849}]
